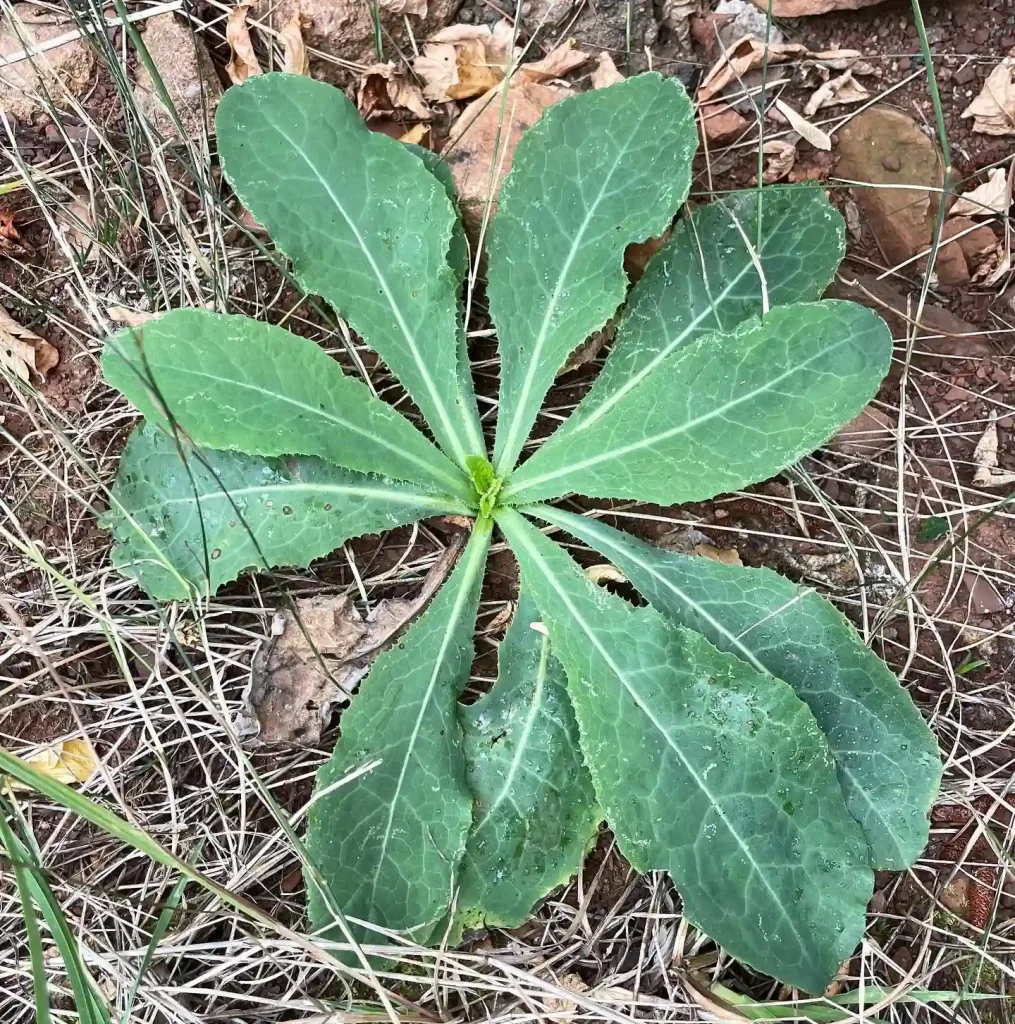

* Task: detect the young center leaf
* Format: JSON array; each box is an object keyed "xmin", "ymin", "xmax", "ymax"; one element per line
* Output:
[
  {"xmin": 504, "ymin": 300, "xmax": 892, "ymax": 506},
  {"xmin": 488, "ymin": 73, "xmax": 697, "ymax": 475},
  {"xmin": 455, "ymin": 591, "xmax": 600, "ymax": 938},
  {"xmin": 216, "ymin": 73, "xmax": 484, "ymax": 466},
  {"xmin": 496, "ymin": 509, "xmax": 874, "ymax": 995},
  {"xmin": 306, "ymin": 520, "xmax": 491, "ymax": 954},
  {"xmin": 535, "ymin": 506, "xmax": 941, "ymax": 870},
  {"xmin": 560, "ymin": 185, "xmax": 846, "ymax": 436},
  {"xmin": 102, "ymin": 310, "xmax": 471, "ymax": 501},
  {"xmin": 105, "ymin": 424, "xmax": 465, "ymax": 601}
]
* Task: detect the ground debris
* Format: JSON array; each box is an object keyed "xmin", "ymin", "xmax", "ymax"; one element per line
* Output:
[
  {"xmin": 0, "ymin": 304, "xmax": 59, "ymax": 381},
  {"xmin": 962, "ymin": 59, "xmax": 1015, "ymax": 136},
  {"xmin": 972, "ymin": 413, "xmax": 1015, "ymax": 488},
  {"xmin": 237, "ymin": 539, "xmax": 463, "ymax": 744}
]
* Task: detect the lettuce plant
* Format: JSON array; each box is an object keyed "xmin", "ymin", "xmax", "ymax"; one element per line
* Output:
[{"xmin": 101, "ymin": 72, "xmax": 941, "ymax": 992}]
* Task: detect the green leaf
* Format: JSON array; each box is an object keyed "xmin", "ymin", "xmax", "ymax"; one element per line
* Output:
[
  {"xmin": 408, "ymin": 145, "xmax": 469, "ymax": 287},
  {"xmin": 455, "ymin": 591, "xmax": 600, "ymax": 937},
  {"xmin": 216, "ymin": 73, "xmax": 484, "ymax": 465},
  {"xmin": 305, "ymin": 520, "xmax": 491, "ymax": 954},
  {"xmin": 105, "ymin": 423, "xmax": 462, "ymax": 601},
  {"xmin": 496, "ymin": 508, "xmax": 873, "ymax": 994},
  {"xmin": 505, "ymin": 300, "xmax": 892, "ymax": 506},
  {"xmin": 488, "ymin": 73, "xmax": 697, "ymax": 475},
  {"xmin": 560, "ymin": 186, "xmax": 845, "ymax": 435},
  {"xmin": 102, "ymin": 309, "xmax": 471, "ymax": 501},
  {"xmin": 534, "ymin": 507, "xmax": 941, "ymax": 870}
]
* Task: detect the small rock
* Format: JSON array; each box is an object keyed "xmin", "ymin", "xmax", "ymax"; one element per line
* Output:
[
  {"xmin": 943, "ymin": 217, "xmax": 998, "ymax": 265},
  {"xmin": 715, "ymin": 0, "xmax": 784, "ymax": 46},
  {"xmin": 744, "ymin": 0, "xmax": 887, "ymax": 12},
  {"xmin": 251, "ymin": 0, "xmax": 459, "ymax": 81},
  {"xmin": 921, "ymin": 239, "xmax": 970, "ymax": 287},
  {"xmin": 829, "ymin": 405, "xmax": 896, "ymax": 458},
  {"xmin": 836, "ymin": 106, "xmax": 945, "ymax": 268},
  {"xmin": 0, "ymin": 4, "xmax": 95, "ymax": 122},
  {"xmin": 133, "ymin": 15, "xmax": 223, "ymax": 140},
  {"xmin": 954, "ymin": 64, "xmax": 977, "ymax": 86},
  {"xmin": 700, "ymin": 103, "xmax": 750, "ymax": 145},
  {"xmin": 521, "ymin": 0, "xmax": 575, "ymax": 30}
]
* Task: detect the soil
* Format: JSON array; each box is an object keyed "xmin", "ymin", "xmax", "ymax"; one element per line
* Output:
[{"xmin": 1, "ymin": 0, "xmax": 1014, "ymax": 1018}]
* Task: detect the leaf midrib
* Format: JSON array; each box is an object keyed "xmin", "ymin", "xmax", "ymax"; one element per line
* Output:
[
  {"xmin": 265, "ymin": 119, "xmax": 479, "ymax": 466},
  {"xmin": 151, "ymin": 480, "xmax": 464, "ymax": 512},
  {"xmin": 567, "ymin": 204, "xmax": 796, "ymax": 433},
  {"xmin": 538, "ymin": 507, "xmax": 909, "ymax": 866},
  {"xmin": 148, "ymin": 361, "xmax": 466, "ymax": 495},
  {"xmin": 501, "ymin": 510, "xmax": 809, "ymax": 954},
  {"xmin": 493, "ymin": 105, "xmax": 658, "ymax": 476},
  {"xmin": 367, "ymin": 523, "xmax": 490, "ymax": 908},
  {"xmin": 507, "ymin": 333, "xmax": 846, "ymax": 500}
]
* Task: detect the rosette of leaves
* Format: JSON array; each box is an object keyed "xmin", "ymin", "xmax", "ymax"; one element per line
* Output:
[{"xmin": 101, "ymin": 72, "xmax": 941, "ymax": 992}]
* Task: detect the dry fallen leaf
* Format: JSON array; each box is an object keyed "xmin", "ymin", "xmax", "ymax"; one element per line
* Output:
[
  {"xmin": 446, "ymin": 79, "xmax": 572, "ymax": 232},
  {"xmin": 803, "ymin": 69, "xmax": 869, "ymax": 116},
  {"xmin": 225, "ymin": 3, "xmax": 262, "ymax": 85},
  {"xmin": 585, "ymin": 563, "xmax": 628, "ymax": 585},
  {"xmin": 963, "ymin": 60, "xmax": 1015, "ymax": 136},
  {"xmin": 279, "ymin": 13, "xmax": 308, "ymax": 76},
  {"xmin": 358, "ymin": 62, "xmax": 430, "ymax": 120},
  {"xmin": 57, "ymin": 197, "xmax": 98, "ymax": 264},
  {"xmin": 399, "ymin": 123, "xmax": 429, "ymax": 145},
  {"xmin": 0, "ymin": 304, "xmax": 58, "ymax": 381},
  {"xmin": 661, "ymin": 0, "xmax": 696, "ymax": 46},
  {"xmin": 516, "ymin": 38, "xmax": 589, "ymax": 83},
  {"xmin": 698, "ymin": 37, "xmax": 808, "ymax": 103},
  {"xmin": 972, "ymin": 413, "xmax": 1015, "ymax": 488},
  {"xmin": 380, "ymin": 0, "xmax": 427, "ymax": 15},
  {"xmin": 950, "ymin": 167, "xmax": 1011, "ymax": 217},
  {"xmin": 0, "ymin": 210, "xmax": 18, "ymax": 240},
  {"xmin": 237, "ymin": 539, "xmax": 463, "ymax": 744},
  {"xmin": 591, "ymin": 51, "xmax": 624, "ymax": 89},
  {"xmin": 107, "ymin": 305, "xmax": 157, "ymax": 327},
  {"xmin": 415, "ymin": 22, "xmax": 517, "ymax": 102},
  {"xmin": 761, "ymin": 138, "xmax": 797, "ymax": 182},
  {"xmin": 774, "ymin": 97, "xmax": 831, "ymax": 150},
  {"xmin": 693, "ymin": 543, "xmax": 743, "ymax": 566},
  {"xmin": 17, "ymin": 739, "xmax": 95, "ymax": 785}
]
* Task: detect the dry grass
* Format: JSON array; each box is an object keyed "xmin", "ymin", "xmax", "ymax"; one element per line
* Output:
[{"xmin": 0, "ymin": 1, "xmax": 1013, "ymax": 1022}]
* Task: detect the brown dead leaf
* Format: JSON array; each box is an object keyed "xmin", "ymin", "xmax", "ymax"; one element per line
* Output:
[
  {"xmin": 279, "ymin": 14, "xmax": 308, "ymax": 75},
  {"xmin": 803, "ymin": 69, "xmax": 868, "ymax": 116},
  {"xmin": 516, "ymin": 38, "xmax": 589, "ymax": 83},
  {"xmin": 107, "ymin": 305, "xmax": 157, "ymax": 327},
  {"xmin": 585, "ymin": 563, "xmax": 627, "ymax": 585},
  {"xmin": 358, "ymin": 62, "xmax": 430, "ymax": 120},
  {"xmin": 399, "ymin": 123, "xmax": 429, "ymax": 145},
  {"xmin": 225, "ymin": 3, "xmax": 262, "ymax": 85},
  {"xmin": 0, "ymin": 210, "xmax": 19, "ymax": 240},
  {"xmin": 661, "ymin": 0, "xmax": 696, "ymax": 46},
  {"xmin": 972, "ymin": 413, "xmax": 1015, "ymax": 488},
  {"xmin": 16, "ymin": 739, "xmax": 95, "ymax": 786},
  {"xmin": 57, "ymin": 197, "xmax": 98, "ymax": 263},
  {"xmin": 963, "ymin": 59, "xmax": 1015, "ymax": 136},
  {"xmin": 950, "ymin": 167, "xmax": 1011, "ymax": 217},
  {"xmin": 446, "ymin": 79, "xmax": 572, "ymax": 232},
  {"xmin": 380, "ymin": 0, "xmax": 427, "ymax": 15},
  {"xmin": 693, "ymin": 543, "xmax": 743, "ymax": 566},
  {"xmin": 0, "ymin": 304, "xmax": 58, "ymax": 381},
  {"xmin": 761, "ymin": 139, "xmax": 796, "ymax": 182},
  {"xmin": 415, "ymin": 22, "xmax": 517, "ymax": 102},
  {"xmin": 698, "ymin": 37, "xmax": 807, "ymax": 103},
  {"xmin": 591, "ymin": 51, "xmax": 624, "ymax": 89},
  {"xmin": 774, "ymin": 97, "xmax": 831, "ymax": 150},
  {"xmin": 238, "ymin": 539, "xmax": 464, "ymax": 744}
]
